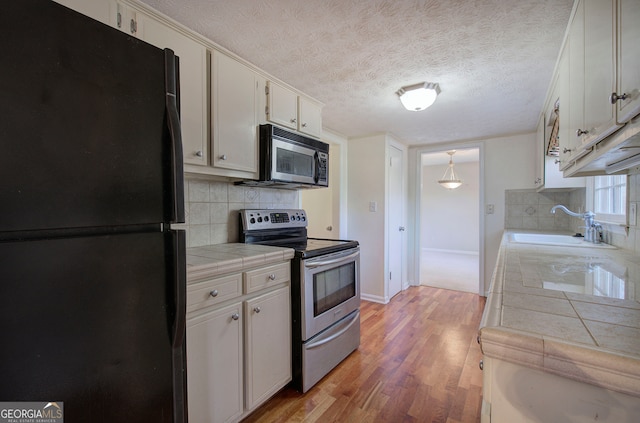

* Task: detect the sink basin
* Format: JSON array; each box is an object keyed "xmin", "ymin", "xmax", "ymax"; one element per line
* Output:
[{"xmin": 508, "ymin": 233, "xmax": 616, "ymax": 249}]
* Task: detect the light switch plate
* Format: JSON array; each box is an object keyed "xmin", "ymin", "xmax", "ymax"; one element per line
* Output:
[
  {"xmin": 369, "ymin": 201, "xmax": 378, "ymax": 212},
  {"xmin": 486, "ymin": 204, "xmax": 495, "ymax": 215}
]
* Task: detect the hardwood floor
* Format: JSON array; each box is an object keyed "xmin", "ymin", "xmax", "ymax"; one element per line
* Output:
[{"xmin": 242, "ymin": 286, "xmax": 486, "ymax": 423}]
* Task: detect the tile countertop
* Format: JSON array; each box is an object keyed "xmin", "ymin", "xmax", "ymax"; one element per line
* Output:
[
  {"xmin": 479, "ymin": 230, "xmax": 640, "ymax": 398},
  {"xmin": 186, "ymin": 243, "xmax": 295, "ymax": 282}
]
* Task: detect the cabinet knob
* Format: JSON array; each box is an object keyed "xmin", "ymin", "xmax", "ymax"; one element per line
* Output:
[
  {"xmin": 231, "ymin": 313, "xmax": 239, "ymax": 321},
  {"xmin": 219, "ymin": 154, "xmax": 227, "ymax": 160},
  {"xmin": 399, "ymin": 226, "xmax": 406, "ymax": 232},
  {"xmin": 610, "ymin": 92, "xmax": 628, "ymax": 104},
  {"xmin": 563, "ymin": 148, "xmax": 572, "ymax": 153},
  {"xmin": 554, "ymin": 159, "xmax": 561, "ymax": 164},
  {"xmin": 290, "ymin": 118, "xmax": 297, "ymax": 124},
  {"xmin": 268, "ymin": 274, "xmax": 276, "ymax": 281},
  {"xmin": 195, "ymin": 150, "xmax": 203, "ymax": 157},
  {"xmin": 535, "ymin": 177, "xmax": 542, "ymax": 184},
  {"xmin": 326, "ymin": 226, "xmax": 333, "ymax": 231},
  {"xmin": 209, "ymin": 289, "xmax": 218, "ymax": 298},
  {"xmin": 253, "ymin": 306, "xmax": 261, "ymax": 314},
  {"xmin": 301, "ymin": 122, "xmax": 307, "ymax": 128},
  {"xmin": 576, "ymin": 128, "xmax": 589, "ymax": 136},
  {"xmin": 479, "ymin": 360, "xmax": 484, "ymax": 371}
]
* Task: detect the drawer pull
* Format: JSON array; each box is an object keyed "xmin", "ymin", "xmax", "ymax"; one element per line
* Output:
[
  {"xmin": 268, "ymin": 274, "xmax": 276, "ymax": 280},
  {"xmin": 253, "ymin": 306, "xmax": 261, "ymax": 314},
  {"xmin": 231, "ymin": 313, "xmax": 239, "ymax": 321},
  {"xmin": 209, "ymin": 289, "xmax": 219, "ymax": 298}
]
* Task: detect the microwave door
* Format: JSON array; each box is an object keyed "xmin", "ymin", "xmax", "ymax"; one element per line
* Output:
[{"xmin": 272, "ymin": 138, "xmax": 316, "ymax": 185}]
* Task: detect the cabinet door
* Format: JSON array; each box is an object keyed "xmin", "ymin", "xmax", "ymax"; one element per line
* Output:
[
  {"xmin": 212, "ymin": 51, "xmax": 260, "ymax": 173},
  {"xmin": 535, "ymin": 114, "xmax": 545, "ymax": 188},
  {"xmin": 568, "ymin": 0, "xmax": 585, "ymax": 158},
  {"xmin": 187, "ymin": 302, "xmax": 243, "ymax": 423},
  {"xmin": 558, "ymin": 45, "xmax": 573, "ymax": 170},
  {"xmin": 582, "ymin": 0, "xmax": 619, "ymax": 148},
  {"xmin": 52, "ymin": 0, "xmax": 112, "ymax": 24},
  {"xmin": 142, "ymin": 15, "xmax": 209, "ymax": 166},
  {"xmin": 617, "ymin": 0, "xmax": 640, "ymax": 123},
  {"xmin": 244, "ymin": 286, "xmax": 292, "ymax": 411},
  {"xmin": 298, "ymin": 96, "xmax": 323, "ymax": 139},
  {"xmin": 266, "ymin": 81, "xmax": 298, "ymax": 130}
]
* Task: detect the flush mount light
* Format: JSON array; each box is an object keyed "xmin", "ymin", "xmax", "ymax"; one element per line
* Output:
[
  {"xmin": 438, "ymin": 150, "xmax": 462, "ymax": 190},
  {"xmin": 396, "ymin": 82, "xmax": 441, "ymax": 111}
]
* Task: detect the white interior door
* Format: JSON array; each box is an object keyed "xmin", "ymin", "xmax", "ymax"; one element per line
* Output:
[{"xmin": 388, "ymin": 145, "xmax": 404, "ymax": 299}]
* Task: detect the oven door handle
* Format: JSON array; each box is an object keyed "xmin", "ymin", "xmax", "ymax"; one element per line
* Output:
[
  {"xmin": 304, "ymin": 251, "xmax": 360, "ymax": 268},
  {"xmin": 305, "ymin": 310, "xmax": 360, "ymax": 350}
]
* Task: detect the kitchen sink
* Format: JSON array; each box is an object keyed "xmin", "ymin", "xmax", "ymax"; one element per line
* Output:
[{"xmin": 508, "ymin": 233, "xmax": 616, "ymax": 249}]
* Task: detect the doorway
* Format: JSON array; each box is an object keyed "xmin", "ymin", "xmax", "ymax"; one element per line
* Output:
[{"xmin": 419, "ymin": 147, "xmax": 481, "ymax": 294}]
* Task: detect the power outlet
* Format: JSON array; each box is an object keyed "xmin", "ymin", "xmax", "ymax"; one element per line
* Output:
[
  {"xmin": 369, "ymin": 201, "xmax": 378, "ymax": 212},
  {"xmin": 486, "ymin": 204, "xmax": 495, "ymax": 215},
  {"xmin": 630, "ymin": 203, "xmax": 637, "ymax": 226}
]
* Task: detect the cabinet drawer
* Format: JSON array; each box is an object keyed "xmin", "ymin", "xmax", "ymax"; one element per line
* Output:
[
  {"xmin": 243, "ymin": 262, "xmax": 290, "ymax": 294},
  {"xmin": 188, "ymin": 274, "xmax": 242, "ymax": 313}
]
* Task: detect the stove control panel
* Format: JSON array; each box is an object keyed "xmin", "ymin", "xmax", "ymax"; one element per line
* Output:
[{"xmin": 240, "ymin": 209, "xmax": 307, "ymax": 231}]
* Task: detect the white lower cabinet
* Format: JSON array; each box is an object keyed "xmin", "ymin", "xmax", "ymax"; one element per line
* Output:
[
  {"xmin": 187, "ymin": 302, "xmax": 243, "ymax": 423},
  {"xmin": 187, "ymin": 262, "xmax": 291, "ymax": 423},
  {"xmin": 244, "ymin": 287, "xmax": 291, "ymax": 410}
]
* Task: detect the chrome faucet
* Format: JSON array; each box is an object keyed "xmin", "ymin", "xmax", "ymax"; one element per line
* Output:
[{"xmin": 550, "ymin": 205, "xmax": 601, "ymax": 243}]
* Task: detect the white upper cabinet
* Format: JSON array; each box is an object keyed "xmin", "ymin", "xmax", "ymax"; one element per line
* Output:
[
  {"xmin": 266, "ymin": 81, "xmax": 323, "ymax": 139},
  {"xmin": 266, "ymin": 81, "xmax": 298, "ymax": 131},
  {"xmin": 298, "ymin": 96, "xmax": 323, "ymax": 139},
  {"xmin": 615, "ymin": 0, "xmax": 640, "ymax": 123},
  {"xmin": 141, "ymin": 16, "xmax": 208, "ymax": 166},
  {"xmin": 580, "ymin": 0, "xmax": 619, "ymax": 149},
  {"xmin": 211, "ymin": 51, "xmax": 261, "ymax": 175}
]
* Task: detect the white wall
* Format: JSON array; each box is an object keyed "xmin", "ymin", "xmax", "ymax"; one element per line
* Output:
[
  {"xmin": 421, "ymin": 161, "xmax": 480, "ymax": 252},
  {"xmin": 347, "ymin": 134, "xmax": 387, "ymax": 301}
]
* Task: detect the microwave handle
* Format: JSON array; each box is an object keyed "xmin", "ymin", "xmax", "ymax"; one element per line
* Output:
[{"xmin": 314, "ymin": 151, "xmax": 320, "ymax": 184}]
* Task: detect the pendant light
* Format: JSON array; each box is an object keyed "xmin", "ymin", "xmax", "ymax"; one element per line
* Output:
[{"xmin": 438, "ymin": 150, "xmax": 462, "ymax": 189}]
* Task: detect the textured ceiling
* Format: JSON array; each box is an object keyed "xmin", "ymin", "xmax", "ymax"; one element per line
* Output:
[{"xmin": 140, "ymin": 0, "xmax": 574, "ymax": 146}]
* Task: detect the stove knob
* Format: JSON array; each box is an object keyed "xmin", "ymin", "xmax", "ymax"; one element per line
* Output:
[
  {"xmin": 257, "ymin": 217, "xmax": 263, "ymax": 222},
  {"xmin": 264, "ymin": 216, "xmax": 269, "ymax": 222},
  {"xmin": 250, "ymin": 218, "xmax": 256, "ymax": 224}
]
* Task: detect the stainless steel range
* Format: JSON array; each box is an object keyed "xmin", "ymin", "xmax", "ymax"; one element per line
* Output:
[{"xmin": 240, "ymin": 209, "xmax": 360, "ymax": 392}]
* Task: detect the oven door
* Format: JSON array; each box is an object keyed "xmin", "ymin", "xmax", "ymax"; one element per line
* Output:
[
  {"xmin": 301, "ymin": 247, "xmax": 360, "ymax": 341},
  {"xmin": 271, "ymin": 137, "xmax": 317, "ymax": 185}
]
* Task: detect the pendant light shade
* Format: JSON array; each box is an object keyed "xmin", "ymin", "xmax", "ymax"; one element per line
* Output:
[
  {"xmin": 438, "ymin": 150, "xmax": 462, "ymax": 189},
  {"xmin": 396, "ymin": 82, "xmax": 440, "ymax": 111}
]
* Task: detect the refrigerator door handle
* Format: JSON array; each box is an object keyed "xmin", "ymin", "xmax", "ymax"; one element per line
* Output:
[
  {"xmin": 171, "ymin": 230, "xmax": 186, "ymax": 348},
  {"xmin": 164, "ymin": 48, "xmax": 185, "ymax": 224}
]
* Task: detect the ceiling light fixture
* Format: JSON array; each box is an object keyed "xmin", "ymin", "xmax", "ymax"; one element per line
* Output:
[
  {"xmin": 396, "ymin": 82, "xmax": 441, "ymax": 111},
  {"xmin": 438, "ymin": 150, "xmax": 462, "ymax": 190}
]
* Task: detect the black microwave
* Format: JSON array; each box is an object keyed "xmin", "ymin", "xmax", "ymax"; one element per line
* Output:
[{"xmin": 256, "ymin": 124, "xmax": 329, "ymax": 188}]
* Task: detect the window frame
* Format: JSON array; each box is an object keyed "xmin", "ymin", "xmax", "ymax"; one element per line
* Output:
[{"xmin": 586, "ymin": 175, "xmax": 628, "ymax": 225}]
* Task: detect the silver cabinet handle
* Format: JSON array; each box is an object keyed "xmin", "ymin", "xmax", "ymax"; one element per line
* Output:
[
  {"xmin": 209, "ymin": 289, "xmax": 218, "ymax": 298},
  {"xmin": 610, "ymin": 92, "xmax": 628, "ymax": 104},
  {"xmin": 399, "ymin": 226, "xmax": 405, "ymax": 232},
  {"xmin": 563, "ymin": 148, "xmax": 572, "ymax": 153},
  {"xmin": 302, "ymin": 122, "xmax": 307, "ymax": 128},
  {"xmin": 554, "ymin": 159, "xmax": 561, "ymax": 164},
  {"xmin": 268, "ymin": 274, "xmax": 276, "ymax": 281},
  {"xmin": 117, "ymin": 12, "xmax": 122, "ymax": 28},
  {"xmin": 195, "ymin": 150, "xmax": 203, "ymax": 157},
  {"xmin": 534, "ymin": 177, "xmax": 542, "ymax": 184},
  {"xmin": 219, "ymin": 154, "xmax": 227, "ymax": 160},
  {"xmin": 130, "ymin": 18, "xmax": 137, "ymax": 35},
  {"xmin": 253, "ymin": 306, "xmax": 261, "ymax": 313},
  {"xmin": 290, "ymin": 118, "xmax": 297, "ymax": 124},
  {"xmin": 231, "ymin": 313, "xmax": 239, "ymax": 321},
  {"xmin": 576, "ymin": 129, "xmax": 589, "ymax": 136}
]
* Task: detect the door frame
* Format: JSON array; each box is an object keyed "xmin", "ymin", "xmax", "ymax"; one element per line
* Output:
[{"xmin": 412, "ymin": 143, "xmax": 485, "ymax": 296}]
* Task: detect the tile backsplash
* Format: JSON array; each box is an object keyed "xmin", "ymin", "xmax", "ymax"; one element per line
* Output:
[
  {"xmin": 176, "ymin": 178, "xmax": 299, "ymax": 247},
  {"xmin": 506, "ymin": 168, "xmax": 640, "ymax": 254},
  {"xmin": 505, "ymin": 188, "xmax": 586, "ymax": 232}
]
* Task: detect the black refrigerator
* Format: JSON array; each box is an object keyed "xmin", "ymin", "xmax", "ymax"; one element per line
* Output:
[{"xmin": 0, "ymin": 1, "xmax": 187, "ymax": 422}]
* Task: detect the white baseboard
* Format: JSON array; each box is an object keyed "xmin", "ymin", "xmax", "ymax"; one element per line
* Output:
[
  {"xmin": 360, "ymin": 293, "xmax": 388, "ymax": 304},
  {"xmin": 422, "ymin": 247, "xmax": 479, "ymax": 255}
]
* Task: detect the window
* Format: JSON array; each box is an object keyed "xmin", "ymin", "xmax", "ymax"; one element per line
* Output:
[{"xmin": 587, "ymin": 175, "xmax": 627, "ymax": 224}]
